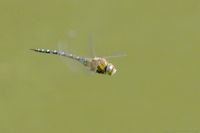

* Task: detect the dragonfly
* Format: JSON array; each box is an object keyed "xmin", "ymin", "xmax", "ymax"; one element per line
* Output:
[{"xmin": 31, "ymin": 38, "xmax": 125, "ymax": 76}]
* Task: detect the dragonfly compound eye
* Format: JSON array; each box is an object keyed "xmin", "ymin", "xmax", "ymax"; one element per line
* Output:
[{"xmin": 106, "ymin": 63, "xmax": 117, "ymax": 76}]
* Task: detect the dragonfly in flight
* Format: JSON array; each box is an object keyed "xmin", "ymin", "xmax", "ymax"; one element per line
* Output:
[{"xmin": 31, "ymin": 37, "xmax": 125, "ymax": 76}]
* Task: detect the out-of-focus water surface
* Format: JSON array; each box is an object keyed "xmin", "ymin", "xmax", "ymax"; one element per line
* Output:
[{"xmin": 0, "ymin": 0, "xmax": 200, "ymax": 133}]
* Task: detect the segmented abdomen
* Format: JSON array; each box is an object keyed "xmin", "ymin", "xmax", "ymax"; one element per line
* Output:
[
  {"xmin": 31, "ymin": 48, "xmax": 88, "ymax": 65},
  {"xmin": 31, "ymin": 48, "xmax": 60, "ymax": 55}
]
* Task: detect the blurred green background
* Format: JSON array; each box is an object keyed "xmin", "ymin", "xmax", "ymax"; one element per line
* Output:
[{"xmin": 0, "ymin": 0, "xmax": 200, "ymax": 133}]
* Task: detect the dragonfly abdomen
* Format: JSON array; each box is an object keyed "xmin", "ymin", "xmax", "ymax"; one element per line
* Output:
[
  {"xmin": 31, "ymin": 48, "xmax": 88, "ymax": 65},
  {"xmin": 31, "ymin": 48, "xmax": 60, "ymax": 55}
]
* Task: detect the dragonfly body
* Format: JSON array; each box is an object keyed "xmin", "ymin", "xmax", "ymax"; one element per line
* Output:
[{"xmin": 31, "ymin": 48, "xmax": 117, "ymax": 76}]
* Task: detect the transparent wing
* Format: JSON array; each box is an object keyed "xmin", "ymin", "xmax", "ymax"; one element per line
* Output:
[
  {"xmin": 102, "ymin": 53, "xmax": 127, "ymax": 59},
  {"xmin": 88, "ymin": 33, "xmax": 96, "ymax": 58},
  {"xmin": 58, "ymin": 42, "xmax": 93, "ymax": 74},
  {"xmin": 58, "ymin": 42, "xmax": 83, "ymax": 73}
]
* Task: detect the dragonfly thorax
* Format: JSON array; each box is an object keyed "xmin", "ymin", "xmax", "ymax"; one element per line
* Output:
[{"xmin": 91, "ymin": 57, "xmax": 116, "ymax": 76}]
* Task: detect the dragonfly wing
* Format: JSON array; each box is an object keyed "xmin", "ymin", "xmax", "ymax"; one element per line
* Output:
[
  {"xmin": 88, "ymin": 33, "xmax": 96, "ymax": 58},
  {"xmin": 102, "ymin": 53, "xmax": 127, "ymax": 59},
  {"xmin": 58, "ymin": 43, "xmax": 83, "ymax": 72}
]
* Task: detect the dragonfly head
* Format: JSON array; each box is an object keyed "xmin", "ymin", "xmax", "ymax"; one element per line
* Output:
[{"xmin": 106, "ymin": 63, "xmax": 117, "ymax": 76}]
